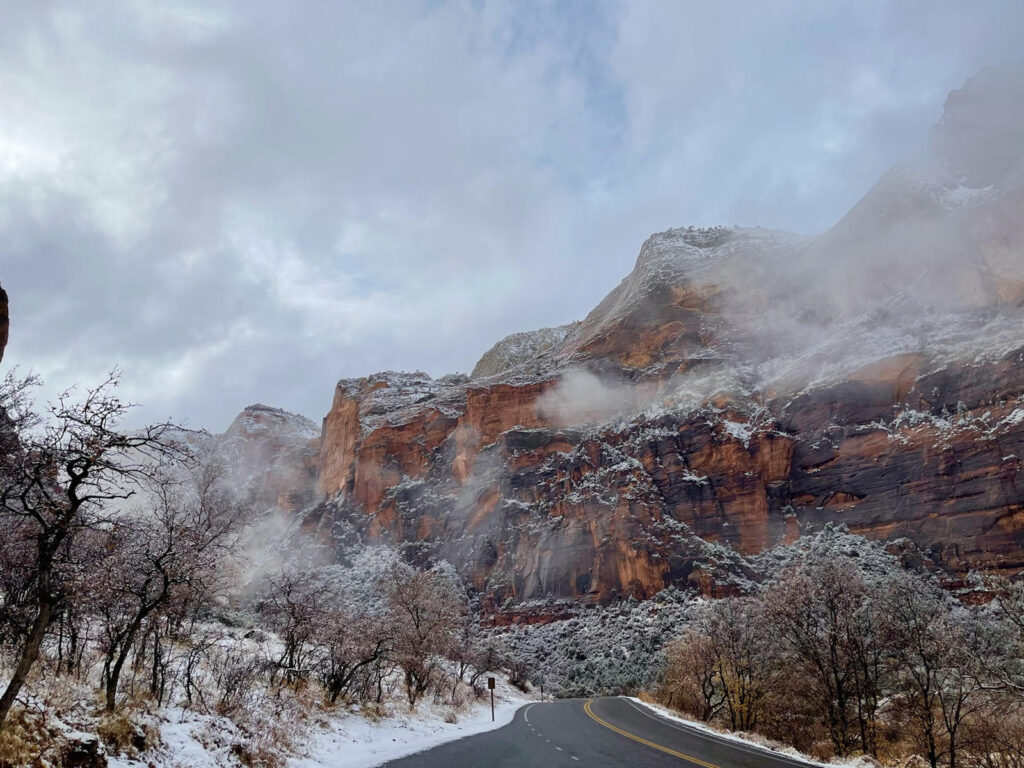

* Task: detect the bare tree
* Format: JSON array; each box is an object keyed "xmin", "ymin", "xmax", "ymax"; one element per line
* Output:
[
  {"xmin": 466, "ymin": 640, "xmax": 503, "ymax": 696},
  {"xmin": 766, "ymin": 559, "xmax": 885, "ymax": 757},
  {"xmin": 387, "ymin": 561, "xmax": 468, "ymax": 708},
  {"xmin": 705, "ymin": 597, "xmax": 772, "ymax": 733},
  {"xmin": 254, "ymin": 568, "xmax": 326, "ymax": 686},
  {"xmin": 881, "ymin": 572, "xmax": 989, "ymax": 768},
  {"xmin": 313, "ymin": 610, "xmax": 392, "ymax": 704},
  {"xmin": 0, "ymin": 371, "xmax": 181, "ymax": 729},
  {"xmin": 961, "ymin": 694, "xmax": 1024, "ymax": 768},
  {"xmin": 444, "ymin": 606, "xmax": 501, "ymax": 703},
  {"xmin": 94, "ymin": 464, "xmax": 241, "ymax": 711},
  {"xmin": 659, "ymin": 630, "xmax": 724, "ymax": 722}
]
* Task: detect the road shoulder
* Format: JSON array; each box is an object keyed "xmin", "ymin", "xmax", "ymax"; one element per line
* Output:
[{"xmin": 625, "ymin": 697, "xmax": 857, "ymax": 768}]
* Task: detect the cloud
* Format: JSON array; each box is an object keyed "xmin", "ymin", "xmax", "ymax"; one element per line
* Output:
[{"xmin": 1, "ymin": 1, "xmax": 1022, "ymax": 429}]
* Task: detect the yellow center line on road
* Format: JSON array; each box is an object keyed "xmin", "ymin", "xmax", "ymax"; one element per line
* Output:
[{"xmin": 582, "ymin": 699, "xmax": 721, "ymax": 768}]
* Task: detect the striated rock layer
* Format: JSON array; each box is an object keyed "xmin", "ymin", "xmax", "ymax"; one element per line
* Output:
[{"xmin": 295, "ymin": 70, "xmax": 1024, "ymax": 605}]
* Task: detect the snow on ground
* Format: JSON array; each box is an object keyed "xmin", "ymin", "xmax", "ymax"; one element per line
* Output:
[
  {"xmin": 291, "ymin": 691, "xmax": 529, "ymax": 768},
  {"xmin": 105, "ymin": 687, "xmax": 531, "ymax": 768},
  {"xmin": 106, "ymin": 709, "xmax": 243, "ymax": 768},
  {"xmin": 626, "ymin": 697, "xmax": 868, "ymax": 768}
]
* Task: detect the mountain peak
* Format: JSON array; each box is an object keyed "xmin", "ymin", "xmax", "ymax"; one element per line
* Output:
[{"xmin": 930, "ymin": 67, "xmax": 1024, "ymax": 187}]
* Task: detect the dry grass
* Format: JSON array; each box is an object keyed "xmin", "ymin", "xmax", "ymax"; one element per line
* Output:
[
  {"xmin": 230, "ymin": 740, "xmax": 286, "ymax": 768},
  {"xmin": 220, "ymin": 683, "xmax": 318, "ymax": 767},
  {"xmin": 357, "ymin": 701, "xmax": 389, "ymax": 722},
  {"xmin": 635, "ymin": 690, "xmax": 660, "ymax": 706},
  {"xmin": 97, "ymin": 711, "xmax": 137, "ymax": 752},
  {"xmin": 0, "ymin": 710, "xmax": 50, "ymax": 768},
  {"xmin": 0, "ymin": 726, "xmax": 36, "ymax": 768}
]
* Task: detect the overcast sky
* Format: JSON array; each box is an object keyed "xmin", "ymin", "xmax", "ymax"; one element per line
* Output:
[{"xmin": 2, "ymin": 1, "xmax": 1023, "ymax": 430}]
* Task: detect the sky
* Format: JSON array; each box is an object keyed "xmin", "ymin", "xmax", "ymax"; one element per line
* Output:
[{"xmin": 1, "ymin": 0, "xmax": 1023, "ymax": 431}]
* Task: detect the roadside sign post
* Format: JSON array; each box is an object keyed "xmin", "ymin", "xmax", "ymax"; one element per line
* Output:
[{"xmin": 488, "ymin": 676, "xmax": 495, "ymax": 721}]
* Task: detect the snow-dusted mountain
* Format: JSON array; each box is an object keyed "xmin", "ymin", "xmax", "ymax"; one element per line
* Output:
[
  {"xmin": 471, "ymin": 323, "xmax": 578, "ymax": 379},
  {"xmin": 199, "ymin": 403, "xmax": 321, "ymax": 515},
  {"xmin": 223, "ymin": 70, "xmax": 1024, "ymax": 612}
]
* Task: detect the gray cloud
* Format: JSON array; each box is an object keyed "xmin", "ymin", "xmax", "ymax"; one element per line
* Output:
[{"xmin": 1, "ymin": 0, "xmax": 1022, "ymax": 429}]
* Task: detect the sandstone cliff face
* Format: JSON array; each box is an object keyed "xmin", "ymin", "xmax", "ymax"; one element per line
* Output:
[
  {"xmin": 301, "ymin": 71, "xmax": 1024, "ymax": 605},
  {"xmin": 311, "ymin": 351, "xmax": 1024, "ymax": 603}
]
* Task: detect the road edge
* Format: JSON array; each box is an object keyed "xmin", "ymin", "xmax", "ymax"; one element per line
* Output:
[{"xmin": 625, "ymin": 697, "xmax": 854, "ymax": 768}]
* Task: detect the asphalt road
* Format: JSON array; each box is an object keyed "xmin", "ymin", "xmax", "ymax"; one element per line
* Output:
[{"xmin": 381, "ymin": 696, "xmax": 819, "ymax": 768}]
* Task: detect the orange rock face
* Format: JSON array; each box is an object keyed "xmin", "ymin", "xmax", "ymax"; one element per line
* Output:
[
  {"xmin": 453, "ymin": 382, "xmax": 555, "ymax": 483},
  {"xmin": 312, "ymin": 345, "xmax": 1024, "ymax": 606},
  {"xmin": 306, "ymin": 75, "xmax": 1024, "ymax": 604},
  {"xmin": 317, "ymin": 386, "xmax": 361, "ymax": 501},
  {"xmin": 309, "ymin": 237, "xmax": 1024, "ymax": 605}
]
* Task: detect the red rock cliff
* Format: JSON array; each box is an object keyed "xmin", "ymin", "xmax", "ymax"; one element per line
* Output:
[{"xmin": 305, "ymin": 72, "xmax": 1024, "ymax": 604}]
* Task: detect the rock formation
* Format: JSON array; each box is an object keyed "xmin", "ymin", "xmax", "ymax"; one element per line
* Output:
[
  {"xmin": 0, "ymin": 282, "xmax": 8, "ymax": 365},
  {"xmin": 202, "ymin": 404, "xmax": 320, "ymax": 516},
  {"xmin": 245, "ymin": 70, "xmax": 1024, "ymax": 606},
  {"xmin": 471, "ymin": 324, "xmax": 578, "ymax": 379}
]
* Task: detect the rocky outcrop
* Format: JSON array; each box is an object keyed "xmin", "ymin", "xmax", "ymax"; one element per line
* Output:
[
  {"xmin": 215, "ymin": 404, "xmax": 320, "ymax": 514},
  {"xmin": 472, "ymin": 323, "xmax": 578, "ymax": 378},
  {"xmin": 297, "ymin": 71, "xmax": 1024, "ymax": 605},
  {"xmin": 0, "ymin": 282, "xmax": 8, "ymax": 365},
  {"xmin": 60, "ymin": 735, "xmax": 108, "ymax": 768},
  {"xmin": 930, "ymin": 67, "xmax": 1024, "ymax": 188}
]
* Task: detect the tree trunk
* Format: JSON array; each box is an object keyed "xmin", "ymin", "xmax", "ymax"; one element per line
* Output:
[
  {"xmin": 106, "ymin": 644, "xmax": 130, "ymax": 712},
  {"xmin": 151, "ymin": 632, "xmax": 165, "ymax": 704},
  {"xmin": 67, "ymin": 620, "xmax": 79, "ymax": 676},
  {"xmin": 0, "ymin": 595, "xmax": 53, "ymax": 729},
  {"xmin": 105, "ymin": 614, "xmax": 147, "ymax": 712}
]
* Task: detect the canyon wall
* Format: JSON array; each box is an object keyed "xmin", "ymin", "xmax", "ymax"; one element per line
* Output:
[{"xmin": 240, "ymin": 70, "xmax": 1024, "ymax": 606}]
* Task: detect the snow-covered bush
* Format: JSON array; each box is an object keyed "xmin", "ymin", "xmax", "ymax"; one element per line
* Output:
[{"xmin": 497, "ymin": 588, "xmax": 695, "ymax": 696}]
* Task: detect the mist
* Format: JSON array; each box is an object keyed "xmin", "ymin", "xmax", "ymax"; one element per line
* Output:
[
  {"xmin": 716, "ymin": 67, "xmax": 1024, "ymax": 394},
  {"xmin": 533, "ymin": 68, "xmax": 1024, "ymax": 428},
  {"xmin": 536, "ymin": 369, "xmax": 640, "ymax": 425}
]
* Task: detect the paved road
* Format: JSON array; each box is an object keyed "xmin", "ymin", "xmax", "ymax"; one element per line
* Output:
[{"xmin": 381, "ymin": 696, "xmax": 818, "ymax": 768}]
